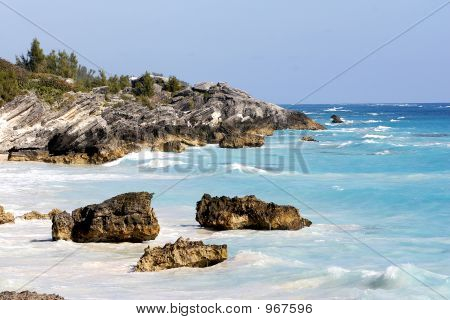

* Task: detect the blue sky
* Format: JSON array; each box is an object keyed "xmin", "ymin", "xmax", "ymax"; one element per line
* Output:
[{"xmin": 1, "ymin": 0, "xmax": 449, "ymax": 103}]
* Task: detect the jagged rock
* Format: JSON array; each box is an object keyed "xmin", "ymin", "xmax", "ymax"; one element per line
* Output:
[
  {"xmin": 192, "ymin": 82, "xmax": 215, "ymax": 92},
  {"xmin": 92, "ymin": 86, "xmax": 109, "ymax": 94},
  {"xmin": 161, "ymin": 141, "xmax": 187, "ymax": 153},
  {"xmin": 51, "ymin": 192, "xmax": 160, "ymax": 242},
  {"xmin": 52, "ymin": 211, "xmax": 74, "ymax": 241},
  {"xmin": 219, "ymin": 133, "xmax": 265, "ymax": 148},
  {"xmin": 135, "ymin": 237, "xmax": 227, "ymax": 272},
  {"xmin": 21, "ymin": 210, "xmax": 48, "ymax": 220},
  {"xmin": 0, "ymin": 291, "xmax": 64, "ymax": 300},
  {"xmin": 48, "ymin": 208, "xmax": 63, "ymax": 219},
  {"xmin": 301, "ymin": 136, "xmax": 318, "ymax": 142},
  {"xmin": 331, "ymin": 114, "xmax": 343, "ymax": 123},
  {"xmin": 0, "ymin": 205, "xmax": 14, "ymax": 225},
  {"xmin": 0, "ymin": 81, "xmax": 324, "ymax": 164},
  {"xmin": 196, "ymin": 194, "xmax": 312, "ymax": 230}
]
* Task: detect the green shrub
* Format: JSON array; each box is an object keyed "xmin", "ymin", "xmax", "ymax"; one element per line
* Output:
[
  {"xmin": 165, "ymin": 76, "xmax": 182, "ymax": 93},
  {"xmin": 132, "ymin": 72, "xmax": 154, "ymax": 97},
  {"xmin": 0, "ymin": 70, "xmax": 20, "ymax": 104}
]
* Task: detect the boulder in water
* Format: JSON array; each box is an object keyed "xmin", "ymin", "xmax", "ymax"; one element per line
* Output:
[
  {"xmin": 331, "ymin": 114, "xmax": 343, "ymax": 123},
  {"xmin": 196, "ymin": 194, "xmax": 312, "ymax": 230},
  {"xmin": 0, "ymin": 205, "xmax": 14, "ymax": 225},
  {"xmin": 135, "ymin": 237, "xmax": 227, "ymax": 272},
  {"xmin": 51, "ymin": 192, "xmax": 160, "ymax": 242}
]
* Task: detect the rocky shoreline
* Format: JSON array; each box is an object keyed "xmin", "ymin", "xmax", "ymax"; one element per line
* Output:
[{"xmin": 0, "ymin": 82, "xmax": 324, "ymax": 165}]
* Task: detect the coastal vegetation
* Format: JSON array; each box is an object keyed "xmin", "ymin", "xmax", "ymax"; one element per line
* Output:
[{"xmin": 0, "ymin": 38, "xmax": 184, "ymax": 106}]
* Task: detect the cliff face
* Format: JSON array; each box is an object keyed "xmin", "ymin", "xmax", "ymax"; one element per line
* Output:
[{"xmin": 0, "ymin": 82, "xmax": 324, "ymax": 164}]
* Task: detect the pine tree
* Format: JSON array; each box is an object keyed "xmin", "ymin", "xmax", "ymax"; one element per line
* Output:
[
  {"xmin": 16, "ymin": 38, "xmax": 46, "ymax": 72},
  {"xmin": 133, "ymin": 72, "xmax": 154, "ymax": 97}
]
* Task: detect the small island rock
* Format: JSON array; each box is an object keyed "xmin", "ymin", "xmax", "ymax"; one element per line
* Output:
[
  {"xmin": 52, "ymin": 192, "xmax": 160, "ymax": 242},
  {"xmin": 0, "ymin": 205, "xmax": 14, "ymax": 225},
  {"xmin": 331, "ymin": 114, "xmax": 343, "ymax": 123},
  {"xmin": 196, "ymin": 194, "xmax": 312, "ymax": 230},
  {"xmin": 135, "ymin": 237, "xmax": 227, "ymax": 272}
]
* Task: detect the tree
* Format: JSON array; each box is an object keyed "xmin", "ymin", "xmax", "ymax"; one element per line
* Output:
[
  {"xmin": 132, "ymin": 72, "xmax": 154, "ymax": 97},
  {"xmin": 16, "ymin": 38, "xmax": 46, "ymax": 72},
  {"xmin": 98, "ymin": 69, "xmax": 107, "ymax": 86},
  {"xmin": 119, "ymin": 75, "xmax": 130, "ymax": 89},
  {"xmin": 107, "ymin": 75, "xmax": 120, "ymax": 93},
  {"xmin": 45, "ymin": 50, "xmax": 58, "ymax": 75},
  {"xmin": 165, "ymin": 76, "xmax": 182, "ymax": 93}
]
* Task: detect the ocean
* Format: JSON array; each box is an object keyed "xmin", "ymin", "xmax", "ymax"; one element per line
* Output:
[{"xmin": 0, "ymin": 103, "xmax": 449, "ymax": 299}]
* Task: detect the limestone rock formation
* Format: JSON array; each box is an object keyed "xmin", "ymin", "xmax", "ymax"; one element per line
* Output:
[
  {"xmin": 135, "ymin": 237, "xmax": 227, "ymax": 272},
  {"xmin": 21, "ymin": 211, "xmax": 48, "ymax": 220},
  {"xmin": 0, "ymin": 82, "xmax": 324, "ymax": 164},
  {"xmin": 219, "ymin": 133, "xmax": 265, "ymax": 148},
  {"xmin": 196, "ymin": 194, "xmax": 312, "ymax": 230},
  {"xmin": 0, "ymin": 291, "xmax": 64, "ymax": 300},
  {"xmin": 52, "ymin": 211, "xmax": 74, "ymax": 241},
  {"xmin": 51, "ymin": 192, "xmax": 160, "ymax": 242},
  {"xmin": 331, "ymin": 114, "xmax": 343, "ymax": 123},
  {"xmin": 48, "ymin": 208, "xmax": 63, "ymax": 219},
  {"xmin": 0, "ymin": 205, "xmax": 14, "ymax": 225}
]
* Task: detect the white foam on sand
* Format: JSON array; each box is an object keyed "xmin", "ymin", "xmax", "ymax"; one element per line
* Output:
[
  {"xmin": 140, "ymin": 159, "xmax": 186, "ymax": 169},
  {"xmin": 227, "ymin": 163, "xmax": 268, "ymax": 174}
]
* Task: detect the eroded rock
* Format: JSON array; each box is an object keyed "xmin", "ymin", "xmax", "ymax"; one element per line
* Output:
[
  {"xmin": 0, "ymin": 291, "xmax": 64, "ymax": 300},
  {"xmin": 196, "ymin": 194, "xmax": 312, "ymax": 230},
  {"xmin": 52, "ymin": 211, "xmax": 74, "ymax": 241},
  {"xmin": 21, "ymin": 211, "xmax": 48, "ymax": 220},
  {"xmin": 219, "ymin": 133, "xmax": 265, "ymax": 148},
  {"xmin": 51, "ymin": 192, "xmax": 160, "ymax": 242},
  {"xmin": 135, "ymin": 237, "xmax": 227, "ymax": 272},
  {"xmin": 0, "ymin": 205, "xmax": 14, "ymax": 225}
]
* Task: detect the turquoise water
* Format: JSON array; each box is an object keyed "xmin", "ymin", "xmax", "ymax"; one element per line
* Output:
[{"xmin": 0, "ymin": 103, "xmax": 449, "ymax": 299}]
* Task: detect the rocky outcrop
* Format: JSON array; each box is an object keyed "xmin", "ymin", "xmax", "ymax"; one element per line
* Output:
[
  {"xmin": 52, "ymin": 211, "xmax": 74, "ymax": 241},
  {"xmin": 196, "ymin": 194, "xmax": 312, "ymax": 230},
  {"xmin": 0, "ymin": 82, "xmax": 324, "ymax": 164},
  {"xmin": 301, "ymin": 136, "xmax": 318, "ymax": 142},
  {"xmin": 219, "ymin": 133, "xmax": 265, "ymax": 148},
  {"xmin": 51, "ymin": 192, "xmax": 160, "ymax": 242},
  {"xmin": 0, "ymin": 291, "xmax": 64, "ymax": 300},
  {"xmin": 21, "ymin": 211, "xmax": 47, "ymax": 220},
  {"xmin": 135, "ymin": 237, "xmax": 227, "ymax": 272},
  {"xmin": 0, "ymin": 205, "xmax": 14, "ymax": 225},
  {"xmin": 331, "ymin": 114, "xmax": 343, "ymax": 123},
  {"xmin": 21, "ymin": 208, "xmax": 63, "ymax": 220}
]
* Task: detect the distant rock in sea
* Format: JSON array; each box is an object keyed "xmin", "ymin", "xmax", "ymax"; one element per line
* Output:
[
  {"xmin": 195, "ymin": 194, "xmax": 312, "ymax": 230},
  {"xmin": 0, "ymin": 291, "xmax": 64, "ymax": 300},
  {"xmin": 301, "ymin": 135, "xmax": 318, "ymax": 142},
  {"xmin": 331, "ymin": 114, "xmax": 344, "ymax": 123},
  {"xmin": 0, "ymin": 205, "xmax": 14, "ymax": 225},
  {"xmin": 52, "ymin": 192, "xmax": 160, "ymax": 242},
  {"xmin": 135, "ymin": 237, "xmax": 227, "ymax": 272}
]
